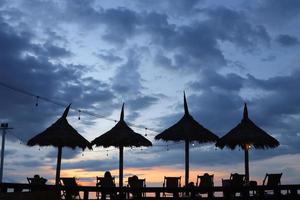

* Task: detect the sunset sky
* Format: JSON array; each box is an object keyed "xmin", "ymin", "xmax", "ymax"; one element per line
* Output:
[{"xmin": 0, "ymin": 0, "xmax": 300, "ymax": 187}]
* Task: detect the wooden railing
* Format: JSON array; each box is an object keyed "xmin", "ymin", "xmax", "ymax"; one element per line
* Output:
[{"xmin": 1, "ymin": 182, "xmax": 300, "ymax": 199}]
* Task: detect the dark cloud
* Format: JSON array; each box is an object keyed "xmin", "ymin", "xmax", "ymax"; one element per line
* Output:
[
  {"xmin": 205, "ymin": 7, "xmax": 270, "ymax": 50},
  {"xmin": 11, "ymin": 159, "xmax": 46, "ymax": 168},
  {"xmin": 4, "ymin": 148, "xmax": 17, "ymax": 156},
  {"xmin": 41, "ymin": 43, "xmax": 73, "ymax": 58},
  {"xmin": 142, "ymin": 12, "xmax": 226, "ymax": 70},
  {"xmin": 62, "ymin": 159, "xmax": 115, "ymax": 171},
  {"xmin": 145, "ymin": 7, "xmax": 269, "ymax": 71},
  {"xmin": 256, "ymin": 0, "xmax": 300, "ymax": 24},
  {"xmin": 95, "ymin": 50, "xmax": 123, "ymax": 64},
  {"xmin": 100, "ymin": 8, "xmax": 138, "ymax": 44},
  {"xmin": 111, "ymin": 49, "xmax": 142, "ymax": 96},
  {"xmin": 127, "ymin": 95, "xmax": 159, "ymax": 110},
  {"xmin": 275, "ymin": 34, "xmax": 299, "ymax": 47},
  {"xmin": 133, "ymin": 0, "xmax": 201, "ymax": 16},
  {"xmin": 261, "ymin": 55, "xmax": 276, "ymax": 62},
  {"xmin": 246, "ymin": 71, "xmax": 300, "ymax": 117},
  {"xmin": 189, "ymin": 70, "xmax": 245, "ymax": 92},
  {"xmin": 125, "ymin": 95, "xmax": 160, "ymax": 121},
  {"xmin": 46, "ymin": 148, "xmax": 82, "ymax": 160},
  {"xmin": 0, "ymin": 17, "xmax": 116, "ymax": 141},
  {"xmin": 4, "ymin": 1, "xmax": 270, "ymax": 72}
]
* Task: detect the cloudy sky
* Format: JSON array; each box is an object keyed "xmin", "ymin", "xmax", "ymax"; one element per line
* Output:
[{"xmin": 0, "ymin": 0, "xmax": 300, "ymax": 186}]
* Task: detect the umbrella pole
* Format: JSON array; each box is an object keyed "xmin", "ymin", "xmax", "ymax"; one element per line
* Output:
[
  {"xmin": 119, "ymin": 146, "xmax": 123, "ymax": 188},
  {"xmin": 0, "ymin": 128, "xmax": 7, "ymax": 183},
  {"xmin": 56, "ymin": 146, "xmax": 62, "ymax": 185},
  {"xmin": 185, "ymin": 140, "xmax": 189, "ymax": 187},
  {"xmin": 244, "ymin": 148, "xmax": 249, "ymax": 182}
]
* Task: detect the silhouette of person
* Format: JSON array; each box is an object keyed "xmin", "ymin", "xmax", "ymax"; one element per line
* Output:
[
  {"xmin": 101, "ymin": 171, "xmax": 116, "ymax": 200},
  {"xmin": 128, "ymin": 175, "xmax": 142, "ymax": 198},
  {"xmin": 33, "ymin": 174, "xmax": 47, "ymax": 185}
]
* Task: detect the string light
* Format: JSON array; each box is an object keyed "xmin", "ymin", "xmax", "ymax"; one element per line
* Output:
[
  {"xmin": 78, "ymin": 109, "xmax": 81, "ymax": 120},
  {"xmin": 35, "ymin": 96, "xmax": 39, "ymax": 106},
  {"xmin": 7, "ymin": 129, "xmax": 181, "ymax": 154},
  {"xmin": 0, "ymin": 81, "xmax": 156, "ymax": 134}
]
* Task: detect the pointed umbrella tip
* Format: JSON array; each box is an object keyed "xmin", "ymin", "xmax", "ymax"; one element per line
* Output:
[
  {"xmin": 183, "ymin": 91, "xmax": 189, "ymax": 115},
  {"xmin": 120, "ymin": 103, "xmax": 125, "ymax": 121},
  {"xmin": 243, "ymin": 103, "xmax": 248, "ymax": 119},
  {"xmin": 62, "ymin": 103, "xmax": 72, "ymax": 118}
]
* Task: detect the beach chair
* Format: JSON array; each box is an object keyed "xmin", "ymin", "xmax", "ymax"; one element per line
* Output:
[
  {"xmin": 163, "ymin": 176, "xmax": 181, "ymax": 197},
  {"xmin": 60, "ymin": 177, "xmax": 81, "ymax": 200},
  {"xmin": 230, "ymin": 173, "xmax": 246, "ymax": 187},
  {"xmin": 196, "ymin": 173, "xmax": 214, "ymax": 197},
  {"xmin": 263, "ymin": 173, "xmax": 282, "ymax": 186},
  {"xmin": 222, "ymin": 173, "xmax": 246, "ymax": 198},
  {"xmin": 127, "ymin": 175, "xmax": 146, "ymax": 198},
  {"xmin": 262, "ymin": 173, "xmax": 282, "ymax": 196},
  {"xmin": 96, "ymin": 175, "xmax": 116, "ymax": 200}
]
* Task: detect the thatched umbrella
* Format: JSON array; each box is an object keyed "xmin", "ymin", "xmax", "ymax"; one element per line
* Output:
[
  {"xmin": 155, "ymin": 92, "xmax": 219, "ymax": 187},
  {"xmin": 91, "ymin": 104, "xmax": 152, "ymax": 188},
  {"xmin": 216, "ymin": 103, "xmax": 280, "ymax": 182},
  {"xmin": 27, "ymin": 104, "xmax": 92, "ymax": 185}
]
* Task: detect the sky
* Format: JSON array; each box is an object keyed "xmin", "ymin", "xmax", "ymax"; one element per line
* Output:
[{"xmin": 0, "ymin": 0, "xmax": 300, "ymax": 187}]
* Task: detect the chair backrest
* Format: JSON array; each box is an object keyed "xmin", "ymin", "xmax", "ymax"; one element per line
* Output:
[
  {"xmin": 263, "ymin": 173, "xmax": 282, "ymax": 186},
  {"xmin": 128, "ymin": 176, "xmax": 146, "ymax": 188},
  {"xmin": 164, "ymin": 176, "xmax": 181, "ymax": 188},
  {"xmin": 60, "ymin": 177, "xmax": 78, "ymax": 187},
  {"xmin": 97, "ymin": 176, "xmax": 115, "ymax": 187},
  {"xmin": 197, "ymin": 174, "xmax": 214, "ymax": 187},
  {"xmin": 230, "ymin": 173, "xmax": 245, "ymax": 186}
]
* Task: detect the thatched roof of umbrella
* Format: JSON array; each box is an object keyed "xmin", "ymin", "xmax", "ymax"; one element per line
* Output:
[
  {"xmin": 216, "ymin": 103, "xmax": 279, "ymax": 150},
  {"xmin": 28, "ymin": 104, "xmax": 92, "ymax": 149},
  {"xmin": 91, "ymin": 104, "xmax": 152, "ymax": 148},
  {"xmin": 155, "ymin": 92, "xmax": 218, "ymax": 142},
  {"xmin": 155, "ymin": 92, "xmax": 218, "ymax": 187}
]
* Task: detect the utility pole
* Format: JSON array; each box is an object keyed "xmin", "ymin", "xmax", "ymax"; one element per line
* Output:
[{"xmin": 0, "ymin": 123, "xmax": 13, "ymax": 183}]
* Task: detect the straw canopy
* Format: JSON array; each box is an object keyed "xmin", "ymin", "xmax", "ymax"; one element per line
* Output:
[
  {"xmin": 216, "ymin": 103, "xmax": 279, "ymax": 150},
  {"xmin": 91, "ymin": 104, "xmax": 152, "ymax": 148},
  {"xmin": 155, "ymin": 92, "xmax": 218, "ymax": 187},
  {"xmin": 91, "ymin": 103, "xmax": 152, "ymax": 188},
  {"xmin": 216, "ymin": 103, "xmax": 279, "ymax": 182},
  {"xmin": 27, "ymin": 104, "xmax": 92, "ymax": 185},
  {"xmin": 155, "ymin": 92, "xmax": 218, "ymax": 142},
  {"xmin": 27, "ymin": 104, "xmax": 92, "ymax": 149}
]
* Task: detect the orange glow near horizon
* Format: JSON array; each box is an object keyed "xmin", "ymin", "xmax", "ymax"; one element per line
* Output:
[{"xmin": 59, "ymin": 166, "xmax": 229, "ymax": 187}]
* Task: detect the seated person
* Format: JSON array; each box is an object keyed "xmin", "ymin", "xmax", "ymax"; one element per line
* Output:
[
  {"xmin": 99, "ymin": 171, "xmax": 116, "ymax": 200},
  {"xmin": 197, "ymin": 173, "xmax": 214, "ymax": 197},
  {"xmin": 27, "ymin": 174, "xmax": 47, "ymax": 192},
  {"xmin": 127, "ymin": 175, "xmax": 145, "ymax": 198}
]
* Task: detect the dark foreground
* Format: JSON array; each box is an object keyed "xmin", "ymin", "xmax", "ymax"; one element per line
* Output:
[{"xmin": 1, "ymin": 182, "xmax": 300, "ymax": 200}]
